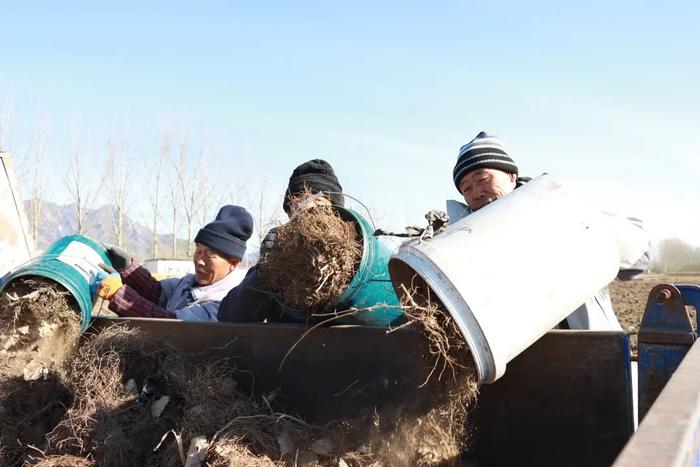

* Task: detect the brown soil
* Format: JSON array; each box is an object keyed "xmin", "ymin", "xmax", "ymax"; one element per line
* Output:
[
  {"xmin": 0, "ymin": 279, "xmax": 82, "ymax": 467},
  {"xmin": 205, "ymin": 438, "xmax": 281, "ymax": 466},
  {"xmin": 0, "ymin": 279, "xmax": 81, "ymax": 378},
  {"xmin": 258, "ymin": 205, "xmax": 362, "ymax": 313},
  {"xmin": 0, "ymin": 375, "xmax": 73, "ymax": 466},
  {"xmin": 32, "ymin": 454, "xmax": 96, "ymax": 466},
  {"xmin": 610, "ymin": 274, "xmax": 700, "ymax": 354}
]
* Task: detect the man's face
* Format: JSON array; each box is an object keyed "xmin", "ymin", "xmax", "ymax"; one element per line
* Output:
[
  {"xmin": 192, "ymin": 243, "xmax": 239, "ymax": 286},
  {"xmin": 458, "ymin": 168, "xmax": 517, "ymax": 211}
]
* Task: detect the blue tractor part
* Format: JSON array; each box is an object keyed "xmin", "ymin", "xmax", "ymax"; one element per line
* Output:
[{"xmin": 637, "ymin": 283, "xmax": 700, "ymax": 421}]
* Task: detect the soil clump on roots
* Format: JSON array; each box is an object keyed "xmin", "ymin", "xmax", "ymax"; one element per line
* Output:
[
  {"xmin": 0, "ymin": 278, "xmax": 81, "ymax": 380},
  {"xmin": 32, "ymin": 454, "xmax": 96, "ymax": 466},
  {"xmin": 258, "ymin": 205, "xmax": 362, "ymax": 313},
  {"xmin": 0, "ymin": 278, "xmax": 80, "ymax": 466}
]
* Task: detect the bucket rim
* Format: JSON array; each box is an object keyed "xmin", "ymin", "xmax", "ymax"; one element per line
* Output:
[
  {"xmin": 0, "ymin": 269, "xmax": 91, "ymax": 333},
  {"xmin": 388, "ymin": 248, "xmax": 498, "ymax": 384},
  {"xmin": 333, "ymin": 206, "xmax": 374, "ymax": 305}
]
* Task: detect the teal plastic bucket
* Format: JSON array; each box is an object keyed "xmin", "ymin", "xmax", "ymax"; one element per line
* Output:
[
  {"xmin": 331, "ymin": 207, "xmax": 402, "ymax": 325},
  {"xmin": 0, "ymin": 234, "xmax": 111, "ymax": 333}
]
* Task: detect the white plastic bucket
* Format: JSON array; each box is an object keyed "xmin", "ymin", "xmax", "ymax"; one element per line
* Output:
[{"xmin": 388, "ymin": 174, "xmax": 620, "ymax": 384}]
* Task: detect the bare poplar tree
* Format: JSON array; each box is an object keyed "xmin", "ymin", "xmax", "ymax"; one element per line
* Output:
[
  {"xmin": 150, "ymin": 131, "xmax": 171, "ymax": 258},
  {"xmin": 175, "ymin": 137, "xmax": 213, "ymax": 257},
  {"xmin": 194, "ymin": 145, "xmax": 216, "ymax": 228},
  {"xmin": 168, "ymin": 138, "xmax": 181, "ymax": 259},
  {"xmin": 169, "ymin": 172, "xmax": 179, "ymax": 258},
  {"xmin": 64, "ymin": 125, "xmax": 98, "ymax": 235},
  {"xmin": 229, "ymin": 175, "xmax": 282, "ymax": 250},
  {"xmin": 28, "ymin": 118, "xmax": 48, "ymax": 245},
  {"xmin": 105, "ymin": 140, "xmax": 132, "ymax": 248},
  {"xmin": 224, "ymin": 166, "xmax": 250, "ymax": 214},
  {"xmin": 254, "ymin": 177, "xmax": 281, "ymax": 246}
]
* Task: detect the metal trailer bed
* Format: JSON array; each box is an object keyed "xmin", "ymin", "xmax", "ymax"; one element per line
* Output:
[{"xmin": 92, "ymin": 317, "xmax": 634, "ymax": 467}]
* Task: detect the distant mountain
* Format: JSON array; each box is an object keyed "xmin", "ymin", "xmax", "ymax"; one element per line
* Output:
[{"xmin": 24, "ymin": 199, "xmax": 191, "ymax": 262}]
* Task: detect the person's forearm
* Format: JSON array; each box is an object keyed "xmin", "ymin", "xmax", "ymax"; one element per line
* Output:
[
  {"xmin": 108, "ymin": 285, "xmax": 176, "ymax": 319},
  {"xmin": 120, "ymin": 261, "xmax": 163, "ymax": 303}
]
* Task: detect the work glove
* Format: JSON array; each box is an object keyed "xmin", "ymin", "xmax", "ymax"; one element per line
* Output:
[
  {"xmin": 425, "ymin": 210, "xmax": 449, "ymax": 233},
  {"xmin": 420, "ymin": 210, "xmax": 450, "ymax": 240},
  {"xmin": 93, "ymin": 263, "xmax": 123, "ymax": 301},
  {"xmin": 102, "ymin": 243, "xmax": 131, "ymax": 271},
  {"xmin": 260, "ymin": 227, "xmax": 279, "ymax": 257}
]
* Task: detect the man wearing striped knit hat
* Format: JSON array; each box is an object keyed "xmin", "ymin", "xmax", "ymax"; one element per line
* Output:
[
  {"xmin": 452, "ymin": 131, "xmax": 529, "ymax": 212},
  {"xmin": 450, "ymin": 131, "xmax": 645, "ymax": 331}
]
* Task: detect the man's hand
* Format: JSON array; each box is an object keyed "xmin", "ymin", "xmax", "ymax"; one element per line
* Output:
[
  {"xmin": 92, "ymin": 263, "xmax": 122, "ymax": 301},
  {"xmin": 102, "ymin": 243, "xmax": 131, "ymax": 271},
  {"xmin": 425, "ymin": 209, "xmax": 449, "ymax": 234},
  {"xmin": 96, "ymin": 272, "xmax": 123, "ymax": 301}
]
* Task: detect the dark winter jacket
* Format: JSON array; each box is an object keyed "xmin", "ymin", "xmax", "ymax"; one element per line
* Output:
[{"xmin": 216, "ymin": 266, "xmax": 306, "ymax": 323}]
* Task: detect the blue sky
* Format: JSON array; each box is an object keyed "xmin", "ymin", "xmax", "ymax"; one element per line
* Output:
[{"xmin": 1, "ymin": 1, "xmax": 699, "ymax": 244}]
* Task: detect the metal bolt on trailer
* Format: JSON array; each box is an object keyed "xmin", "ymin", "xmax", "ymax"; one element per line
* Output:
[
  {"xmin": 637, "ymin": 283, "xmax": 699, "ymax": 421},
  {"xmin": 615, "ymin": 283, "xmax": 700, "ymax": 466}
]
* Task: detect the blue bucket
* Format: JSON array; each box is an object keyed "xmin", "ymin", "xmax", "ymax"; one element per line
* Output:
[
  {"xmin": 327, "ymin": 207, "xmax": 403, "ymax": 325},
  {"xmin": 0, "ymin": 234, "xmax": 111, "ymax": 333}
]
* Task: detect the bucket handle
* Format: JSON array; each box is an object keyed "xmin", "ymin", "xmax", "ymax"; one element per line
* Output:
[{"xmin": 325, "ymin": 191, "xmax": 378, "ymax": 230}]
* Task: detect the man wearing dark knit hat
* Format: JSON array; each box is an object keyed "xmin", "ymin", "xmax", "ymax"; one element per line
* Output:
[
  {"xmin": 282, "ymin": 159, "xmax": 344, "ymax": 215},
  {"xmin": 261, "ymin": 159, "xmax": 344, "ymax": 255},
  {"xmin": 218, "ymin": 159, "xmax": 345, "ymax": 323},
  {"xmin": 95, "ymin": 205, "xmax": 253, "ymax": 321}
]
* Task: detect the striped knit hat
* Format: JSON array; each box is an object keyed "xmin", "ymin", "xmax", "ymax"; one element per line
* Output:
[{"xmin": 452, "ymin": 131, "xmax": 518, "ymax": 190}]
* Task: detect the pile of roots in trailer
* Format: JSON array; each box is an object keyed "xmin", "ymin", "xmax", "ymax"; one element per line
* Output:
[{"xmin": 0, "ymin": 277, "xmax": 479, "ymax": 466}]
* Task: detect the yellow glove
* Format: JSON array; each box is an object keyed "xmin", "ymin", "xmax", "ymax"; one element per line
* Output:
[{"xmin": 97, "ymin": 273, "xmax": 123, "ymax": 300}]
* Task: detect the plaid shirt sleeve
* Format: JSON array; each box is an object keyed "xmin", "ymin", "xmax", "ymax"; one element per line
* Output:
[
  {"xmin": 120, "ymin": 261, "xmax": 163, "ymax": 304},
  {"xmin": 108, "ymin": 284, "xmax": 177, "ymax": 319}
]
